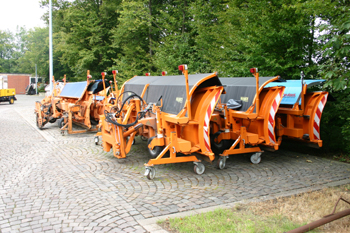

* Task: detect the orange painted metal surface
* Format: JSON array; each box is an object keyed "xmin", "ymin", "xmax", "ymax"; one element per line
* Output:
[
  {"xmin": 276, "ymin": 88, "xmax": 328, "ymax": 147},
  {"xmin": 98, "ymin": 66, "xmax": 328, "ymax": 177},
  {"xmin": 34, "ymin": 76, "xmax": 66, "ymax": 129},
  {"xmin": 34, "ymin": 71, "xmax": 111, "ymax": 135},
  {"xmin": 210, "ymin": 72, "xmax": 329, "ymax": 167},
  {"xmin": 210, "ymin": 71, "xmax": 285, "ymax": 165},
  {"xmin": 98, "ymin": 65, "xmax": 224, "ymax": 178},
  {"xmin": 57, "ymin": 71, "xmax": 109, "ymax": 135}
]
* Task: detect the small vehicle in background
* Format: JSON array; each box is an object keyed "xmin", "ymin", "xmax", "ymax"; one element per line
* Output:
[{"xmin": 0, "ymin": 88, "xmax": 16, "ymax": 104}]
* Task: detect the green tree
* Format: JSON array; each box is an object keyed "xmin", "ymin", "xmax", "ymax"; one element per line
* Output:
[
  {"xmin": 0, "ymin": 30, "xmax": 15, "ymax": 73},
  {"xmin": 152, "ymin": 0, "xmax": 203, "ymax": 75},
  {"xmin": 17, "ymin": 27, "xmax": 50, "ymax": 79},
  {"xmin": 318, "ymin": 3, "xmax": 350, "ymax": 91},
  {"xmin": 188, "ymin": 0, "xmax": 227, "ymax": 74},
  {"xmin": 203, "ymin": 0, "xmax": 315, "ymax": 78},
  {"xmin": 314, "ymin": 0, "xmax": 350, "ymax": 153},
  {"xmin": 40, "ymin": 0, "xmax": 121, "ymax": 79},
  {"xmin": 111, "ymin": 0, "xmax": 159, "ymax": 79},
  {"xmin": 11, "ymin": 27, "xmax": 29, "ymax": 73}
]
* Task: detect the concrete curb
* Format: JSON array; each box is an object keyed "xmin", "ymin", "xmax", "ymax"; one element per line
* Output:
[{"xmin": 15, "ymin": 108, "xmax": 56, "ymax": 142}]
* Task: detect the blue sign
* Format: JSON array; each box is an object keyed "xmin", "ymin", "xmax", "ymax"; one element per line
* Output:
[{"xmin": 265, "ymin": 80, "xmax": 325, "ymax": 105}]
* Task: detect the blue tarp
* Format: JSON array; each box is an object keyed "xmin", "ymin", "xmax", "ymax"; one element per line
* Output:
[
  {"xmin": 59, "ymin": 81, "xmax": 87, "ymax": 98},
  {"xmin": 265, "ymin": 80, "xmax": 325, "ymax": 105},
  {"xmin": 93, "ymin": 96, "xmax": 105, "ymax": 101}
]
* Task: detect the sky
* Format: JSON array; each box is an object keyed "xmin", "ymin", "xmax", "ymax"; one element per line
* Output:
[{"xmin": 0, "ymin": 0, "xmax": 47, "ymax": 34}]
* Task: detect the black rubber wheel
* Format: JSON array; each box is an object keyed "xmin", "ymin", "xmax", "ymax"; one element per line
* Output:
[
  {"xmin": 36, "ymin": 114, "xmax": 43, "ymax": 130},
  {"xmin": 90, "ymin": 118, "xmax": 99, "ymax": 125},
  {"xmin": 9, "ymin": 98, "xmax": 14, "ymax": 104},
  {"xmin": 49, "ymin": 118, "xmax": 57, "ymax": 123},
  {"xmin": 211, "ymin": 133, "xmax": 231, "ymax": 154},
  {"xmin": 57, "ymin": 117, "xmax": 65, "ymax": 128},
  {"xmin": 147, "ymin": 136, "xmax": 163, "ymax": 158}
]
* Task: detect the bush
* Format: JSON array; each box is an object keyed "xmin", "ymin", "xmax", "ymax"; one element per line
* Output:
[{"xmin": 321, "ymin": 88, "xmax": 350, "ymax": 155}]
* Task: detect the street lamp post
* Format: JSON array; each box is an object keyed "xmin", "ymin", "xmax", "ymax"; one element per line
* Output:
[{"xmin": 49, "ymin": 0, "xmax": 53, "ymax": 94}]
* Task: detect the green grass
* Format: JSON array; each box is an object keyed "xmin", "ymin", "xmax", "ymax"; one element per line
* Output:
[
  {"xmin": 159, "ymin": 185, "xmax": 350, "ymax": 233},
  {"xmin": 159, "ymin": 207, "xmax": 317, "ymax": 233}
]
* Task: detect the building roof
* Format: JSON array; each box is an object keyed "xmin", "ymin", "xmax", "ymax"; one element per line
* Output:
[{"xmin": 0, "ymin": 73, "xmax": 32, "ymax": 76}]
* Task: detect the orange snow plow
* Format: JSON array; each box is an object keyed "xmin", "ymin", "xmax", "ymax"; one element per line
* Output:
[
  {"xmin": 210, "ymin": 68, "xmax": 286, "ymax": 168},
  {"xmin": 99, "ymin": 65, "xmax": 224, "ymax": 179},
  {"xmin": 35, "ymin": 76, "xmax": 66, "ymax": 129},
  {"xmin": 94, "ymin": 70, "xmax": 120, "ymax": 144},
  {"xmin": 56, "ymin": 71, "xmax": 110, "ymax": 135},
  {"xmin": 265, "ymin": 73, "xmax": 328, "ymax": 147}
]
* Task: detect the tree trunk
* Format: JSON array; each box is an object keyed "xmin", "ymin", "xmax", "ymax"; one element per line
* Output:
[
  {"xmin": 309, "ymin": 15, "xmax": 315, "ymax": 66},
  {"xmin": 182, "ymin": 0, "xmax": 187, "ymax": 34},
  {"xmin": 149, "ymin": 0, "xmax": 152, "ymax": 57}
]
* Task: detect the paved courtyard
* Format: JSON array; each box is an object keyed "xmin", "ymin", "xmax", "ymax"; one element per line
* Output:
[{"xmin": 1, "ymin": 95, "xmax": 350, "ymax": 233}]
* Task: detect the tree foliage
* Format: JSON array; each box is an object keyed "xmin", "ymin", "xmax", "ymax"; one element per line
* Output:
[
  {"xmin": 110, "ymin": 0, "xmax": 153, "ymax": 80},
  {"xmin": 0, "ymin": 29, "xmax": 26, "ymax": 73},
  {"xmin": 6, "ymin": 0, "xmax": 349, "ymax": 81},
  {"xmin": 40, "ymin": 0, "xmax": 121, "ymax": 79},
  {"xmin": 0, "ymin": 30, "xmax": 15, "ymax": 73},
  {"xmin": 317, "ymin": 1, "xmax": 350, "ymax": 91}
]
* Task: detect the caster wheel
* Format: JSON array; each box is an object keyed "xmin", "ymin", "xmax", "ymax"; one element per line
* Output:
[
  {"xmin": 250, "ymin": 152, "xmax": 262, "ymax": 164},
  {"xmin": 194, "ymin": 162, "xmax": 205, "ymax": 175},
  {"xmin": 145, "ymin": 167, "xmax": 156, "ymax": 180},
  {"xmin": 217, "ymin": 157, "xmax": 226, "ymax": 170},
  {"xmin": 94, "ymin": 136, "xmax": 99, "ymax": 145}
]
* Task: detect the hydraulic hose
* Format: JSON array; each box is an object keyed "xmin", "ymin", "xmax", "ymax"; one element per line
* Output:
[
  {"xmin": 104, "ymin": 91, "xmax": 148, "ymax": 128},
  {"xmin": 110, "ymin": 91, "xmax": 144, "ymax": 116}
]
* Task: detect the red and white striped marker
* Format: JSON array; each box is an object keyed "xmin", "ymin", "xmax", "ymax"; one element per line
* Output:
[
  {"xmin": 268, "ymin": 90, "xmax": 283, "ymax": 144},
  {"xmin": 203, "ymin": 90, "xmax": 222, "ymax": 152},
  {"xmin": 313, "ymin": 94, "xmax": 328, "ymax": 140}
]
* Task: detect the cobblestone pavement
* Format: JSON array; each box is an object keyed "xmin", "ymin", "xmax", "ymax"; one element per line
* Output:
[{"xmin": 1, "ymin": 95, "xmax": 350, "ymax": 233}]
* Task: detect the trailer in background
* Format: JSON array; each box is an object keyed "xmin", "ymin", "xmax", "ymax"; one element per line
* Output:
[
  {"xmin": 0, "ymin": 76, "xmax": 17, "ymax": 104},
  {"xmin": 0, "ymin": 88, "xmax": 17, "ymax": 104}
]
